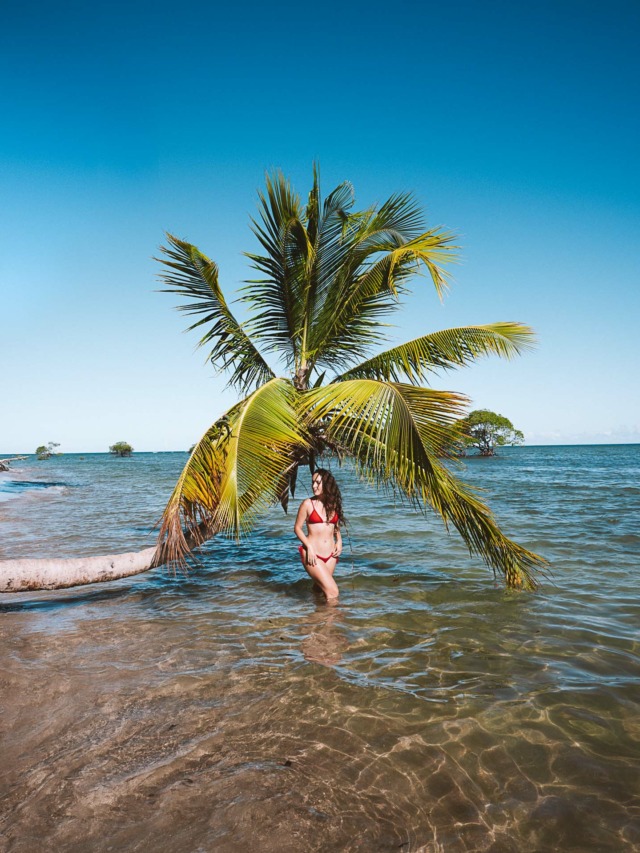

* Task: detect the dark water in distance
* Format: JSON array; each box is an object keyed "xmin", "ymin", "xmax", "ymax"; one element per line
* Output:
[{"xmin": 1, "ymin": 446, "xmax": 639, "ymax": 852}]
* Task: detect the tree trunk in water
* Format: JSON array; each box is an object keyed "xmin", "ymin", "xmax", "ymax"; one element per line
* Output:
[
  {"xmin": 0, "ymin": 456, "xmax": 29, "ymax": 471},
  {"xmin": 0, "ymin": 547, "xmax": 158, "ymax": 593},
  {"xmin": 0, "ymin": 520, "xmax": 217, "ymax": 594}
]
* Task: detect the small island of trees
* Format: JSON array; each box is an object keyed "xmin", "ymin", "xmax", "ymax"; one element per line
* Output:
[
  {"xmin": 35, "ymin": 442, "xmax": 61, "ymax": 460},
  {"xmin": 109, "ymin": 442, "xmax": 134, "ymax": 457},
  {"xmin": 458, "ymin": 409, "xmax": 524, "ymax": 456}
]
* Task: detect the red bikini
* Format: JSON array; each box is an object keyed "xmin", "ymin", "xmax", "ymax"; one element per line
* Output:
[
  {"xmin": 307, "ymin": 505, "xmax": 339, "ymax": 526},
  {"xmin": 298, "ymin": 500, "xmax": 340, "ymax": 564},
  {"xmin": 298, "ymin": 547, "xmax": 336, "ymax": 564}
]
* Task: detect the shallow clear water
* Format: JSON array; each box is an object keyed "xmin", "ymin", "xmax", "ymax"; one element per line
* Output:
[{"xmin": 1, "ymin": 447, "xmax": 639, "ymax": 851}]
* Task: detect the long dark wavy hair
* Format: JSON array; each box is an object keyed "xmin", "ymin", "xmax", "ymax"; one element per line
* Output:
[{"xmin": 314, "ymin": 468, "xmax": 345, "ymax": 525}]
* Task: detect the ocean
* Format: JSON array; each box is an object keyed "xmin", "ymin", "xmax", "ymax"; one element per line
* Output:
[{"xmin": 1, "ymin": 446, "xmax": 639, "ymax": 851}]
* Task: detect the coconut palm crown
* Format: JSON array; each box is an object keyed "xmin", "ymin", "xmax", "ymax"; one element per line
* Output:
[{"xmin": 154, "ymin": 168, "xmax": 547, "ymax": 589}]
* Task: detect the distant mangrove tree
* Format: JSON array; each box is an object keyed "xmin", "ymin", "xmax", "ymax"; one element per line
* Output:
[
  {"xmin": 459, "ymin": 409, "xmax": 524, "ymax": 456},
  {"xmin": 36, "ymin": 442, "xmax": 61, "ymax": 460},
  {"xmin": 109, "ymin": 441, "xmax": 134, "ymax": 457}
]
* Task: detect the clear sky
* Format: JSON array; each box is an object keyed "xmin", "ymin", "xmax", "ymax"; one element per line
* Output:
[{"xmin": 2, "ymin": 0, "xmax": 639, "ymax": 453}]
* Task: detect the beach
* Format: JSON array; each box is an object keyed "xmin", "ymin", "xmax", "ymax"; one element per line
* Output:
[{"xmin": 1, "ymin": 447, "xmax": 639, "ymax": 851}]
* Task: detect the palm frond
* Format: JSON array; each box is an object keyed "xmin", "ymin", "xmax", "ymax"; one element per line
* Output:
[
  {"xmin": 214, "ymin": 378, "xmax": 309, "ymax": 535},
  {"xmin": 155, "ymin": 378, "xmax": 310, "ymax": 568},
  {"xmin": 336, "ymin": 323, "xmax": 537, "ymax": 383},
  {"xmin": 353, "ymin": 230, "xmax": 458, "ymax": 299},
  {"xmin": 309, "ymin": 227, "xmax": 458, "ymax": 371},
  {"xmin": 157, "ymin": 234, "xmax": 275, "ymax": 393},
  {"xmin": 303, "ymin": 176, "xmax": 356, "ymax": 335},
  {"xmin": 348, "ymin": 191, "xmax": 427, "ymax": 249},
  {"xmin": 313, "ymin": 181, "xmax": 355, "ymax": 278},
  {"xmin": 242, "ymin": 171, "xmax": 307, "ymax": 362},
  {"xmin": 303, "ymin": 379, "xmax": 547, "ymax": 588},
  {"xmin": 153, "ymin": 415, "xmax": 232, "ymax": 569}
]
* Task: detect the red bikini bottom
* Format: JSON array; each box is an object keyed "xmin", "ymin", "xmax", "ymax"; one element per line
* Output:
[{"xmin": 298, "ymin": 545, "xmax": 338, "ymax": 564}]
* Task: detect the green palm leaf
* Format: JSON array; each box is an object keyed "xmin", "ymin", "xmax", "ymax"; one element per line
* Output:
[
  {"xmin": 336, "ymin": 323, "xmax": 536, "ymax": 383},
  {"xmin": 301, "ymin": 170, "xmax": 356, "ymax": 353},
  {"xmin": 304, "ymin": 379, "xmax": 547, "ymax": 588},
  {"xmin": 157, "ymin": 234, "xmax": 275, "ymax": 393},
  {"xmin": 154, "ymin": 416, "xmax": 231, "ymax": 569},
  {"xmin": 242, "ymin": 171, "xmax": 307, "ymax": 362},
  {"xmin": 309, "ymin": 226, "xmax": 458, "ymax": 372},
  {"xmin": 155, "ymin": 378, "xmax": 309, "ymax": 567},
  {"xmin": 214, "ymin": 378, "xmax": 309, "ymax": 535}
]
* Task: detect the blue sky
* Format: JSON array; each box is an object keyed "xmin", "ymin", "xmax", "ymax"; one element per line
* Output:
[{"xmin": 2, "ymin": 0, "xmax": 639, "ymax": 452}]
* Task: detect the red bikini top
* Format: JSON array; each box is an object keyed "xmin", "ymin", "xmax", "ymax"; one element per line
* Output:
[{"xmin": 308, "ymin": 499, "xmax": 339, "ymax": 526}]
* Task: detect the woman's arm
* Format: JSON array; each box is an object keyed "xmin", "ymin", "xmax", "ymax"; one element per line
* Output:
[
  {"xmin": 294, "ymin": 499, "xmax": 317, "ymax": 565},
  {"xmin": 333, "ymin": 525, "xmax": 343, "ymax": 558}
]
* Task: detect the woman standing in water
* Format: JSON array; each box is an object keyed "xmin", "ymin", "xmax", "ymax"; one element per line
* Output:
[{"xmin": 294, "ymin": 469, "xmax": 344, "ymax": 603}]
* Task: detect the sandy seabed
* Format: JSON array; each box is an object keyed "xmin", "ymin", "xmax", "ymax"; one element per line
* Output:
[{"xmin": 2, "ymin": 589, "xmax": 639, "ymax": 853}]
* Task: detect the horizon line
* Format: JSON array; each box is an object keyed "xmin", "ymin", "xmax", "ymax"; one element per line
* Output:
[{"xmin": 2, "ymin": 442, "xmax": 640, "ymax": 457}]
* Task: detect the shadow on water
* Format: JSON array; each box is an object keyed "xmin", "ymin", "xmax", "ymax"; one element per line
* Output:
[
  {"xmin": 0, "ymin": 563, "xmax": 228, "ymax": 614},
  {"xmin": 300, "ymin": 605, "xmax": 350, "ymax": 667},
  {"xmin": 0, "ymin": 479, "xmax": 71, "ymax": 491},
  {"xmin": 0, "ymin": 548, "xmax": 507, "ymax": 617},
  {"xmin": 1, "ymin": 520, "xmax": 359, "ymax": 612},
  {"xmin": 0, "ymin": 578, "xmax": 161, "ymax": 614}
]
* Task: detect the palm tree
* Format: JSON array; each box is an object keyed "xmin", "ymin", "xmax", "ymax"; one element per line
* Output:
[{"xmin": 154, "ymin": 167, "xmax": 546, "ymax": 589}]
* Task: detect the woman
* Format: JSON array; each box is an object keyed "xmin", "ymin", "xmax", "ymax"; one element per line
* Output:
[{"xmin": 294, "ymin": 469, "xmax": 344, "ymax": 603}]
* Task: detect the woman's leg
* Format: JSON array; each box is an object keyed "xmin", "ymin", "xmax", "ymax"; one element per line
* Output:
[{"xmin": 299, "ymin": 551, "xmax": 339, "ymax": 602}]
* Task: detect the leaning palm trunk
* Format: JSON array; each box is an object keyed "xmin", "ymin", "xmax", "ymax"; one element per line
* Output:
[
  {"xmin": 0, "ymin": 547, "xmax": 157, "ymax": 593},
  {"xmin": 0, "ymin": 517, "xmax": 218, "ymax": 594}
]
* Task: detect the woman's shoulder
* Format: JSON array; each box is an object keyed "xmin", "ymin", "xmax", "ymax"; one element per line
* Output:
[{"xmin": 298, "ymin": 496, "xmax": 313, "ymax": 511}]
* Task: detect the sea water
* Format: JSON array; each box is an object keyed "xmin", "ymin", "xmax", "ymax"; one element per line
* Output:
[{"xmin": 0, "ymin": 446, "xmax": 639, "ymax": 851}]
